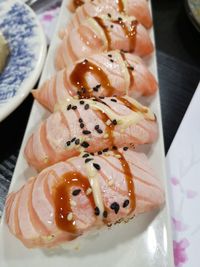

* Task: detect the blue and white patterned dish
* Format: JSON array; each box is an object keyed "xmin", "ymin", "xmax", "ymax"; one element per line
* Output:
[{"xmin": 0, "ymin": 0, "xmax": 46, "ymax": 121}]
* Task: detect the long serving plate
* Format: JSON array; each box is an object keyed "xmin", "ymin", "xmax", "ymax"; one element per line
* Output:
[{"xmin": 0, "ymin": 0, "xmax": 174, "ymax": 266}]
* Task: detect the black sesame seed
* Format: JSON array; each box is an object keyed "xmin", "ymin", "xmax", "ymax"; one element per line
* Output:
[
  {"xmin": 128, "ymin": 66, "xmax": 134, "ymax": 71},
  {"xmin": 107, "ymin": 13, "xmax": 111, "ymax": 18},
  {"xmin": 82, "ymin": 153, "xmax": 90, "ymax": 158},
  {"xmin": 108, "ymin": 54, "xmax": 112, "ymax": 58},
  {"xmin": 78, "ymin": 87, "xmax": 86, "ymax": 95},
  {"xmin": 111, "ymin": 98, "xmax": 117, "ymax": 102},
  {"xmin": 93, "ymin": 163, "xmax": 101, "ymax": 170},
  {"xmin": 93, "ymin": 84, "xmax": 101, "ymax": 92},
  {"xmin": 66, "ymin": 141, "xmax": 71, "ymax": 146},
  {"xmin": 84, "ymin": 104, "xmax": 89, "ymax": 110},
  {"xmin": 103, "ymin": 148, "xmax": 109, "ymax": 153},
  {"xmin": 100, "ymin": 101, "xmax": 107, "ymax": 106},
  {"xmin": 71, "ymin": 137, "xmax": 76, "ymax": 142},
  {"xmin": 110, "ymin": 202, "xmax": 120, "ymax": 214},
  {"xmin": 83, "ymin": 130, "xmax": 91, "ymax": 135},
  {"xmin": 95, "ymin": 125, "xmax": 100, "ymax": 130},
  {"xmin": 93, "ymin": 86, "xmax": 99, "ymax": 92},
  {"xmin": 85, "ymin": 158, "xmax": 93, "ymax": 163},
  {"xmin": 97, "ymin": 128, "xmax": 103, "ymax": 134},
  {"xmin": 112, "ymin": 146, "xmax": 117, "ymax": 150},
  {"xmin": 72, "ymin": 106, "xmax": 77, "ymax": 110},
  {"xmin": 123, "ymin": 199, "xmax": 130, "ymax": 208},
  {"xmin": 79, "ymin": 118, "xmax": 83, "ymax": 123},
  {"xmin": 72, "ymin": 189, "xmax": 81, "ymax": 196},
  {"xmin": 103, "ymin": 211, "xmax": 108, "ymax": 218},
  {"xmin": 98, "ymin": 151, "xmax": 103, "ymax": 155},
  {"xmin": 110, "ymin": 24, "xmax": 114, "ymax": 28},
  {"xmin": 67, "ymin": 104, "xmax": 72, "ymax": 110},
  {"xmin": 80, "ymin": 123, "xmax": 84, "ymax": 129},
  {"xmin": 112, "ymin": 119, "xmax": 117, "ymax": 125},
  {"xmin": 75, "ymin": 139, "xmax": 80, "ymax": 145},
  {"xmin": 110, "ymin": 59, "xmax": 114, "ymax": 63},
  {"xmin": 94, "ymin": 207, "xmax": 100, "ymax": 216},
  {"xmin": 90, "ymin": 152, "xmax": 94, "ymax": 156},
  {"xmin": 118, "ymin": 17, "xmax": 122, "ymax": 21},
  {"xmin": 121, "ymin": 49, "xmax": 127, "ymax": 53},
  {"xmin": 81, "ymin": 141, "xmax": 89, "ymax": 148},
  {"xmin": 123, "ymin": 147, "xmax": 128, "ymax": 151},
  {"xmin": 80, "ymin": 100, "xmax": 84, "ymax": 105},
  {"xmin": 99, "ymin": 96, "xmax": 105, "ymax": 99}
]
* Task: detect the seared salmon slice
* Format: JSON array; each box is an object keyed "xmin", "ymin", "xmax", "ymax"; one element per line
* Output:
[
  {"xmin": 55, "ymin": 15, "xmax": 153, "ymax": 69},
  {"xmin": 67, "ymin": 0, "xmax": 152, "ymax": 28},
  {"xmin": 34, "ymin": 51, "xmax": 157, "ymax": 112},
  {"xmin": 6, "ymin": 149, "xmax": 164, "ymax": 248},
  {"xmin": 24, "ymin": 96, "xmax": 158, "ymax": 171}
]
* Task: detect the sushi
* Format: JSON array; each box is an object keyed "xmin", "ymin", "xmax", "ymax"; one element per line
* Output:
[
  {"xmin": 24, "ymin": 96, "xmax": 158, "ymax": 171},
  {"xmin": 67, "ymin": 0, "xmax": 152, "ymax": 29},
  {"xmin": 55, "ymin": 14, "xmax": 153, "ymax": 69},
  {"xmin": 34, "ymin": 50, "xmax": 157, "ymax": 112},
  {"xmin": 6, "ymin": 149, "xmax": 164, "ymax": 248}
]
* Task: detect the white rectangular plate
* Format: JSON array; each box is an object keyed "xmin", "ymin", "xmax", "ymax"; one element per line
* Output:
[{"xmin": 0, "ymin": 1, "xmax": 174, "ymax": 266}]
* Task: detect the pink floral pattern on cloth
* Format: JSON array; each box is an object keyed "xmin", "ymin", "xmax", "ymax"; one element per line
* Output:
[
  {"xmin": 166, "ymin": 83, "xmax": 200, "ymax": 267},
  {"xmin": 174, "ymin": 239, "xmax": 190, "ymax": 267},
  {"xmin": 37, "ymin": 1, "xmax": 62, "ymax": 44}
]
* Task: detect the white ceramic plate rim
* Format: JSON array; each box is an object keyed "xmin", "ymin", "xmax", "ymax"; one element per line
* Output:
[{"xmin": 0, "ymin": 0, "xmax": 47, "ymax": 122}]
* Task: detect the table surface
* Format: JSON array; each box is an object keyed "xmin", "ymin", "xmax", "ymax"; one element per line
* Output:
[{"xmin": 0, "ymin": 0, "xmax": 200, "ymax": 214}]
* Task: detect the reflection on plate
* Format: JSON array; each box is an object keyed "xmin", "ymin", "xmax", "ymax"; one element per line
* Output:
[{"xmin": 0, "ymin": 0, "xmax": 46, "ymax": 121}]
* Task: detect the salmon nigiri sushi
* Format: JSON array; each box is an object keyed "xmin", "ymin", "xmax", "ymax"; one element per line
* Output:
[
  {"xmin": 5, "ymin": 149, "xmax": 164, "ymax": 248},
  {"xmin": 24, "ymin": 96, "xmax": 158, "ymax": 171},
  {"xmin": 34, "ymin": 51, "xmax": 157, "ymax": 112},
  {"xmin": 67, "ymin": 0, "xmax": 152, "ymax": 31},
  {"xmin": 55, "ymin": 15, "xmax": 153, "ymax": 69}
]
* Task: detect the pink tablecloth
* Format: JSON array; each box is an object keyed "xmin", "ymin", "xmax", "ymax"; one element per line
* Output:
[{"xmin": 37, "ymin": 0, "xmax": 62, "ymax": 44}]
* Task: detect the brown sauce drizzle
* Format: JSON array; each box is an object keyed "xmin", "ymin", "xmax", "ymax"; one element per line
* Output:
[
  {"xmin": 54, "ymin": 171, "xmax": 95, "ymax": 234},
  {"xmin": 112, "ymin": 19, "xmax": 138, "ymax": 52},
  {"xmin": 120, "ymin": 51, "xmax": 134, "ymax": 88},
  {"xmin": 98, "ymin": 109, "xmax": 115, "ymax": 145},
  {"xmin": 117, "ymin": 96, "xmax": 149, "ymax": 114},
  {"xmin": 96, "ymin": 99, "xmax": 136, "ymax": 216},
  {"xmin": 73, "ymin": 0, "xmax": 84, "ymax": 9},
  {"xmin": 116, "ymin": 0, "xmax": 125, "ymax": 13},
  {"xmin": 70, "ymin": 60, "xmax": 116, "ymax": 98},
  {"xmin": 93, "ymin": 17, "xmax": 112, "ymax": 50},
  {"xmin": 93, "ymin": 16, "xmax": 137, "ymax": 52},
  {"xmin": 114, "ymin": 150, "xmax": 135, "ymax": 213}
]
